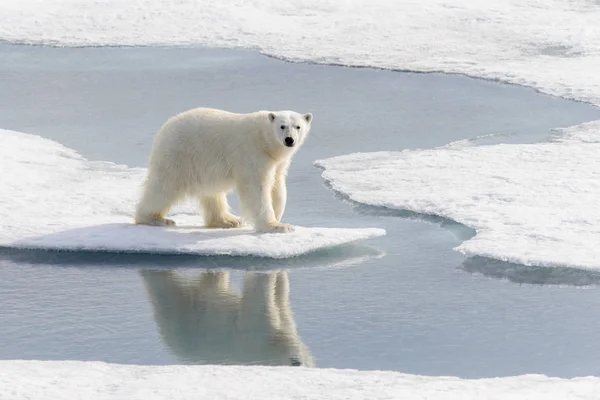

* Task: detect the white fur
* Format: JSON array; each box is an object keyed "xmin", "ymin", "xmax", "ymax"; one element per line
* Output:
[
  {"xmin": 141, "ymin": 270, "xmax": 315, "ymax": 367},
  {"xmin": 135, "ymin": 107, "xmax": 313, "ymax": 233}
]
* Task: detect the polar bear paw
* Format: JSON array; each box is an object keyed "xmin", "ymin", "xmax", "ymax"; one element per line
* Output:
[
  {"xmin": 258, "ymin": 222, "xmax": 295, "ymax": 234},
  {"xmin": 207, "ymin": 213, "xmax": 243, "ymax": 229},
  {"xmin": 137, "ymin": 217, "xmax": 176, "ymax": 227}
]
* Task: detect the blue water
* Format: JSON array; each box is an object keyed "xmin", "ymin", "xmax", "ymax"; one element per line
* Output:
[{"xmin": 2, "ymin": 45, "xmax": 600, "ymax": 378}]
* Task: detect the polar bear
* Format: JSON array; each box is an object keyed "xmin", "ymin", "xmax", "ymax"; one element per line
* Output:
[
  {"xmin": 134, "ymin": 107, "xmax": 313, "ymax": 233},
  {"xmin": 140, "ymin": 270, "xmax": 315, "ymax": 367}
]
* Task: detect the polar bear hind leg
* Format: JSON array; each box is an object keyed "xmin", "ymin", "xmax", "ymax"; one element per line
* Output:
[
  {"xmin": 201, "ymin": 193, "xmax": 243, "ymax": 229},
  {"xmin": 135, "ymin": 178, "xmax": 181, "ymax": 226}
]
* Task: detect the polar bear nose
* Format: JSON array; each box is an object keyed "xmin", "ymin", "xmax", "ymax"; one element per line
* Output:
[
  {"xmin": 284, "ymin": 137, "xmax": 295, "ymax": 147},
  {"xmin": 290, "ymin": 358, "xmax": 302, "ymax": 366}
]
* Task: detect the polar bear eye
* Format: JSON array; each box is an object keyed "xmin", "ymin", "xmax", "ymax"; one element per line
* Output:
[
  {"xmin": 295, "ymin": 125, "xmax": 300, "ymax": 130},
  {"xmin": 280, "ymin": 125, "xmax": 286, "ymax": 130}
]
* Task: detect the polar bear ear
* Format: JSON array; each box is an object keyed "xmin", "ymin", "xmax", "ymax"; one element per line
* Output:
[
  {"xmin": 303, "ymin": 113, "xmax": 313, "ymax": 123},
  {"xmin": 268, "ymin": 112, "xmax": 276, "ymax": 122}
]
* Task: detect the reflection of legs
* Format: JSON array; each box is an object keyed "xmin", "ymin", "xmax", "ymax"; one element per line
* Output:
[
  {"xmin": 197, "ymin": 271, "xmax": 230, "ymax": 292},
  {"xmin": 275, "ymin": 272, "xmax": 296, "ymax": 332},
  {"xmin": 135, "ymin": 178, "xmax": 179, "ymax": 226},
  {"xmin": 140, "ymin": 270, "xmax": 192, "ymax": 319},
  {"xmin": 241, "ymin": 273, "xmax": 277, "ymax": 329},
  {"xmin": 274, "ymin": 272, "xmax": 289, "ymax": 308},
  {"xmin": 241, "ymin": 272, "xmax": 310, "ymax": 367},
  {"xmin": 141, "ymin": 271, "xmax": 230, "ymax": 312},
  {"xmin": 201, "ymin": 193, "xmax": 242, "ymax": 228},
  {"xmin": 141, "ymin": 270, "xmax": 241, "ymax": 363}
]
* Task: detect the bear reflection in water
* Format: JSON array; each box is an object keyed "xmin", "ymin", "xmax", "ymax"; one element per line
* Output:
[{"xmin": 141, "ymin": 270, "xmax": 315, "ymax": 367}]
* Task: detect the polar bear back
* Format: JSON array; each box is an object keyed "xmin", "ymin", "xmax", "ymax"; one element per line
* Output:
[
  {"xmin": 150, "ymin": 107, "xmax": 266, "ymax": 166},
  {"xmin": 146, "ymin": 108, "xmax": 270, "ymax": 194}
]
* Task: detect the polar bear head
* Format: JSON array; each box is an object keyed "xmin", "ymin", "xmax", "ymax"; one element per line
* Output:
[{"xmin": 266, "ymin": 111, "xmax": 313, "ymax": 153}]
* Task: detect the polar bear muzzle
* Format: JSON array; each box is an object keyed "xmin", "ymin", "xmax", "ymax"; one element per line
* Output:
[{"xmin": 284, "ymin": 137, "xmax": 295, "ymax": 147}]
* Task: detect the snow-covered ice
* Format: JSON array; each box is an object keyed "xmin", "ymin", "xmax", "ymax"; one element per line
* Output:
[
  {"xmin": 1, "ymin": 361, "xmax": 599, "ymax": 400},
  {"xmin": 316, "ymin": 121, "xmax": 600, "ymax": 270},
  {"xmin": 0, "ymin": 130, "xmax": 384, "ymax": 258}
]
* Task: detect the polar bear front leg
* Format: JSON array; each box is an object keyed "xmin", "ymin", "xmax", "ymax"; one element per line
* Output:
[
  {"xmin": 271, "ymin": 161, "xmax": 290, "ymax": 222},
  {"xmin": 271, "ymin": 172, "xmax": 287, "ymax": 222},
  {"xmin": 237, "ymin": 176, "xmax": 294, "ymax": 233}
]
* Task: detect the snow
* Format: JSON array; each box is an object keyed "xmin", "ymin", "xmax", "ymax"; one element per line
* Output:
[
  {"xmin": 1, "ymin": 361, "xmax": 599, "ymax": 400},
  {"xmin": 316, "ymin": 121, "xmax": 600, "ymax": 270},
  {"xmin": 0, "ymin": 129, "xmax": 384, "ymax": 258},
  {"xmin": 1, "ymin": 1, "xmax": 600, "ymax": 108}
]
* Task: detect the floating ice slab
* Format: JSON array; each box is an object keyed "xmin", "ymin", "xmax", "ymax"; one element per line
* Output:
[
  {"xmin": 1, "ymin": 360, "xmax": 599, "ymax": 400},
  {"xmin": 0, "ymin": 130, "xmax": 384, "ymax": 258},
  {"xmin": 316, "ymin": 121, "xmax": 600, "ymax": 270}
]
